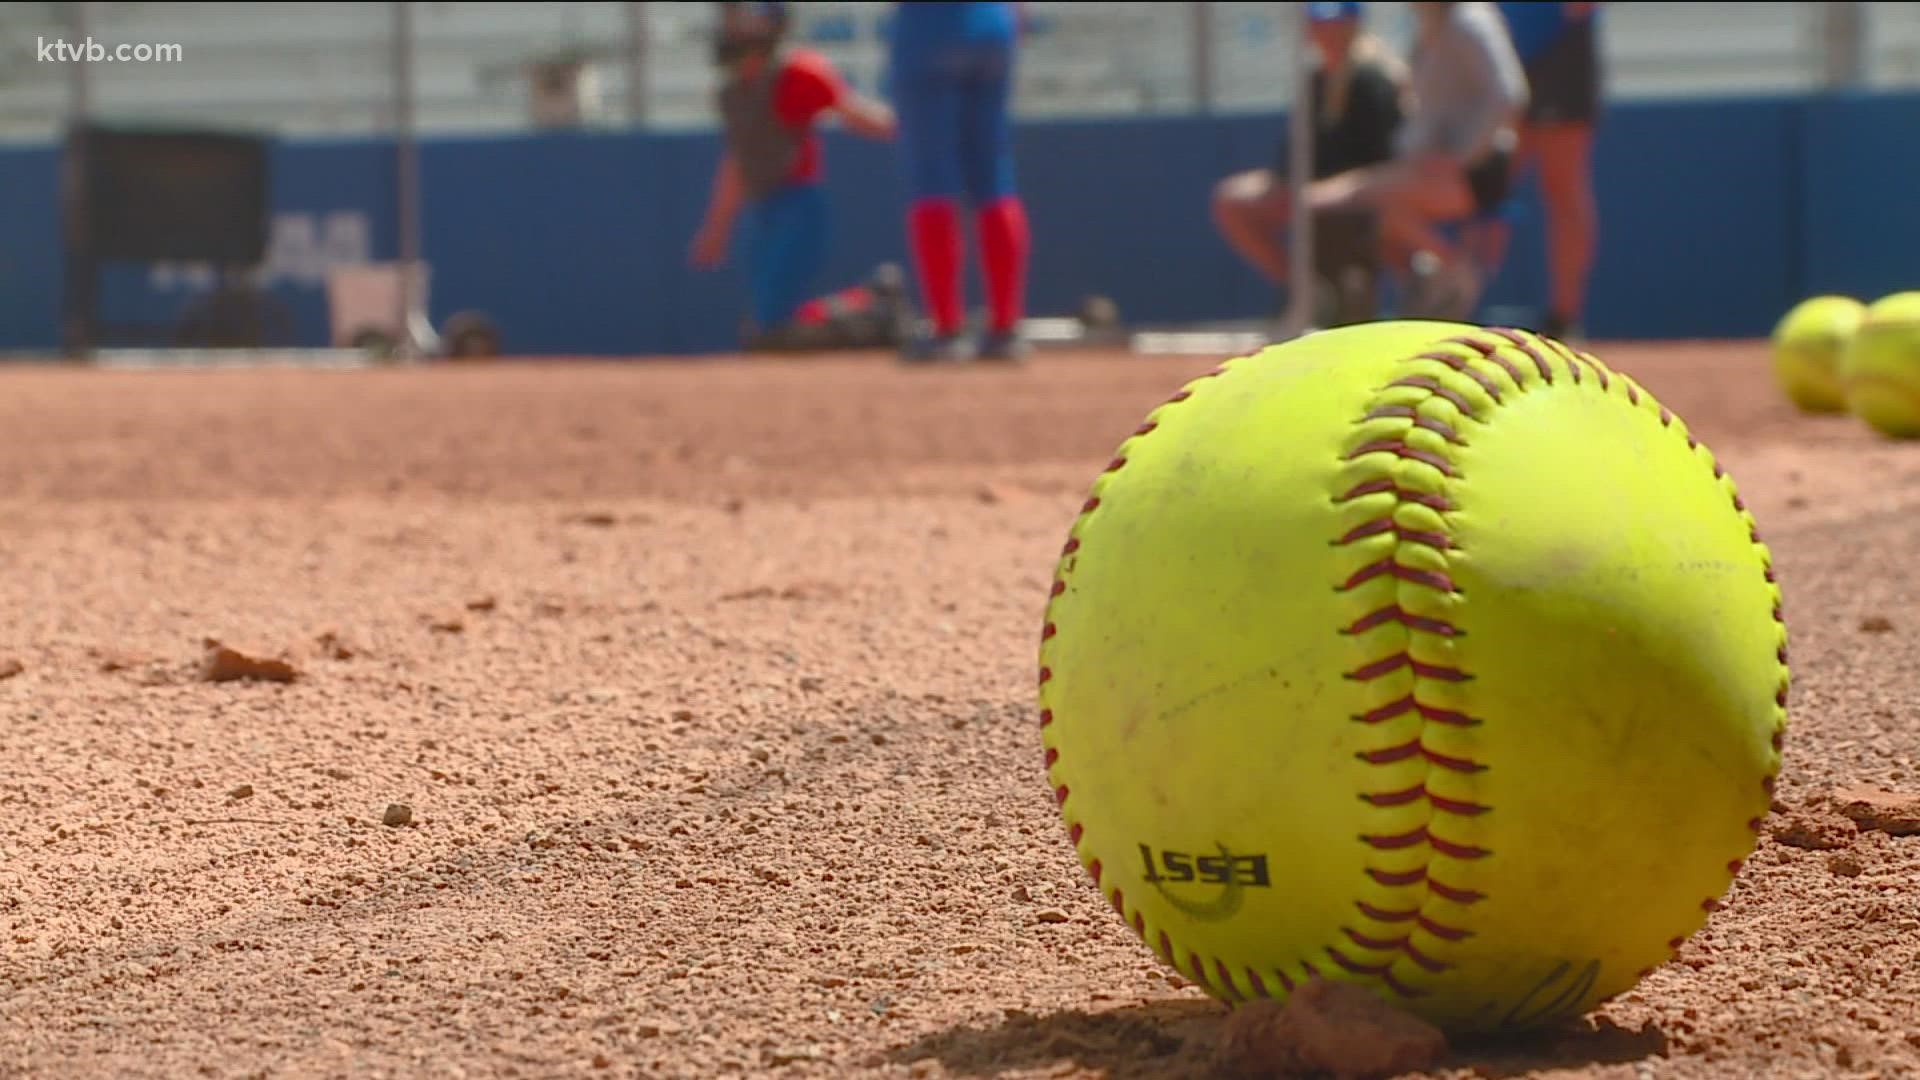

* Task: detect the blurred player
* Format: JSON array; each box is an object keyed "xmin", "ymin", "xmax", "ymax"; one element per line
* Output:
[
  {"xmin": 1303, "ymin": 0, "xmax": 1527, "ymax": 320},
  {"xmin": 886, "ymin": 1, "xmax": 1028, "ymax": 363},
  {"xmin": 1210, "ymin": 1, "xmax": 1407, "ymax": 319},
  {"xmin": 689, "ymin": 2, "xmax": 904, "ymax": 352},
  {"xmin": 1498, "ymin": 1, "xmax": 1603, "ymax": 339}
]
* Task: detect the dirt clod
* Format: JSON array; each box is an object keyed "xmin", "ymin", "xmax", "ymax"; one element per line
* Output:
[
  {"xmin": 1217, "ymin": 981, "xmax": 1448, "ymax": 1080},
  {"xmin": 1833, "ymin": 788, "xmax": 1920, "ymax": 836},
  {"xmin": 198, "ymin": 641, "xmax": 298, "ymax": 684},
  {"xmin": 0, "ymin": 659, "xmax": 21, "ymax": 680},
  {"xmin": 382, "ymin": 804, "xmax": 413, "ymax": 828},
  {"xmin": 1770, "ymin": 811, "xmax": 1856, "ymax": 851}
]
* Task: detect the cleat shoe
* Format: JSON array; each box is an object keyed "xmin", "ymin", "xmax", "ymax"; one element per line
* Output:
[{"xmin": 976, "ymin": 329, "xmax": 1032, "ymax": 363}]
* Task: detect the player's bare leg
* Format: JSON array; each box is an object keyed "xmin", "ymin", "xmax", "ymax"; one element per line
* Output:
[
  {"xmin": 1528, "ymin": 121, "xmax": 1597, "ymax": 337},
  {"xmin": 1212, "ymin": 169, "xmax": 1295, "ymax": 287}
]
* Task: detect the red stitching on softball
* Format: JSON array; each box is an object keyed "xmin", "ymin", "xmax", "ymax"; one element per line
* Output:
[
  {"xmin": 1039, "ymin": 708, "xmax": 1052, "ymax": 728},
  {"xmin": 1336, "ymin": 478, "xmax": 1455, "ymax": 512},
  {"xmin": 1356, "ymin": 902, "xmax": 1418, "ymax": 922},
  {"xmin": 1418, "ymin": 916, "xmax": 1473, "ymax": 941},
  {"xmin": 1344, "ymin": 928, "xmax": 1407, "ymax": 950},
  {"xmin": 1347, "ymin": 438, "xmax": 1456, "ymax": 475},
  {"xmin": 1416, "ymin": 350, "xmax": 1505, "ymax": 401},
  {"xmin": 1388, "ymin": 375, "xmax": 1477, "ymax": 417},
  {"xmin": 1325, "ymin": 947, "xmax": 1388, "ymax": 977},
  {"xmin": 1355, "ymin": 696, "xmax": 1478, "ymax": 726},
  {"xmin": 1061, "ymin": 537, "xmax": 1079, "ymax": 555},
  {"xmin": 1367, "ymin": 407, "xmax": 1466, "ymax": 445},
  {"xmin": 1426, "ymin": 878, "xmax": 1485, "ymax": 904},
  {"xmin": 1381, "ymin": 969, "xmax": 1427, "ymax": 998},
  {"xmin": 1355, "ymin": 742, "xmax": 1485, "ymax": 773},
  {"xmin": 1346, "ymin": 655, "xmax": 1470, "ymax": 683},
  {"xmin": 1401, "ymin": 939, "xmax": 1452, "ymax": 973},
  {"xmin": 1344, "ymin": 606, "xmax": 1460, "ymax": 636},
  {"xmin": 1214, "ymin": 958, "xmax": 1244, "ymax": 1001},
  {"xmin": 1487, "ymin": 328, "xmax": 1554, "ymax": 382},
  {"xmin": 1339, "ymin": 559, "xmax": 1455, "ymax": 594},
  {"xmin": 1246, "ymin": 969, "xmax": 1270, "ymax": 998},
  {"xmin": 1445, "ymin": 335, "xmax": 1527, "ymax": 386},
  {"xmin": 1336, "ymin": 521, "xmax": 1451, "ymax": 552},
  {"xmin": 1189, "ymin": 953, "xmax": 1212, "ymax": 989},
  {"xmin": 1088, "ymin": 858, "xmax": 1102, "ymax": 885},
  {"xmin": 1044, "ymin": 748, "xmax": 1059, "ymax": 768},
  {"xmin": 1362, "ymin": 826, "xmax": 1490, "ymax": 859}
]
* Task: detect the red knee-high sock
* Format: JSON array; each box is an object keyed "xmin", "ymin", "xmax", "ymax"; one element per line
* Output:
[
  {"xmin": 976, "ymin": 196, "xmax": 1030, "ymax": 333},
  {"xmin": 908, "ymin": 198, "xmax": 965, "ymax": 335}
]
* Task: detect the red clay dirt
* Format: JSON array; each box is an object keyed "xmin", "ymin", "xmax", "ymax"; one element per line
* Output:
[{"xmin": 2, "ymin": 339, "xmax": 1919, "ymax": 1079}]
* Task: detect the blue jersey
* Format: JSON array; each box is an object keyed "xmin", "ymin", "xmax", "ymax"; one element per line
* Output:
[
  {"xmin": 889, "ymin": 2, "xmax": 1019, "ymax": 49},
  {"xmin": 1496, "ymin": 2, "xmax": 1596, "ymax": 63}
]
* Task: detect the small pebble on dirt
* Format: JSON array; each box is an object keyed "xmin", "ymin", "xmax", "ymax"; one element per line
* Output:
[
  {"xmin": 1860, "ymin": 615, "xmax": 1894, "ymax": 634},
  {"xmin": 383, "ymin": 804, "xmax": 413, "ymax": 828},
  {"xmin": 228, "ymin": 784, "xmax": 254, "ymax": 801},
  {"xmin": 314, "ymin": 632, "xmax": 355, "ymax": 660},
  {"xmin": 199, "ymin": 640, "xmax": 299, "ymax": 684},
  {"xmin": 0, "ymin": 659, "xmax": 22, "ymax": 680}
]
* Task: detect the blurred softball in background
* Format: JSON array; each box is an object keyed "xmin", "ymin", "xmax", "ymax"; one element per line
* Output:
[{"xmin": 1771, "ymin": 295, "xmax": 1863, "ymax": 414}]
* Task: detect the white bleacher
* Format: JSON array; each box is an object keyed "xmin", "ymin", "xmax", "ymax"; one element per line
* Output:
[{"xmin": 0, "ymin": 1, "xmax": 1906, "ymax": 143}]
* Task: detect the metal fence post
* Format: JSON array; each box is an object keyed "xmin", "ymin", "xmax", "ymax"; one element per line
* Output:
[
  {"xmin": 392, "ymin": 0, "xmax": 424, "ymax": 359},
  {"xmin": 1818, "ymin": 1, "xmax": 1867, "ymax": 90},
  {"xmin": 625, "ymin": 2, "xmax": 650, "ymax": 126},
  {"xmin": 1191, "ymin": 1, "xmax": 1214, "ymax": 113},
  {"xmin": 1282, "ymin": 1, "xmax": 1314, "ymax": 338}
]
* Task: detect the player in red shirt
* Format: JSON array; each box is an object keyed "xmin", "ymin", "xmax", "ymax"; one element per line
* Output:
[{"xmin": 690, "ymin": 3, "xmax": 901, "ymax": 351}]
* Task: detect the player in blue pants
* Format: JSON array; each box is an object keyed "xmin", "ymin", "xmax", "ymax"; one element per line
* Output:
[{"xmin": 886, "ymin": 2, "xmax": 1030, "ymax": 362}]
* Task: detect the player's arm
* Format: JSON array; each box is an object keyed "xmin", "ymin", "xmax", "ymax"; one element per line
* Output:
[
  {"xmin": 780, "ymin": 50, "xmax": 897, "ymax": 141},
  {"xmin": 832, "ymin": 89, "xmax": 897, "ymax": 141},
  {"xmin": 690, "ymin": 152, "xmax": 744, "ymax": 269}
]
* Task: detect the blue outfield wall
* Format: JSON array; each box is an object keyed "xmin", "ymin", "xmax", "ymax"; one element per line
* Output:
[{"xmin": 0, "ymin": 92, "xmax": 1915, "ymax": 355}]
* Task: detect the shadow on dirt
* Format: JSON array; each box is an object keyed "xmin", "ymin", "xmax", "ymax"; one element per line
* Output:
[{"xmin": 888, "ymin": 997, "xmax": 1668, "ymax": 1079}]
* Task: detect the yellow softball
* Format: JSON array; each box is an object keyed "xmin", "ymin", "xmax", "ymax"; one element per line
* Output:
[
  {"xmin": 1771, "ymin": 295, "xmax": 1863, "ymax": 413},
  {"xmin": 1841, "ymin": 291, "xmax": 1920, "ymax": 438},
  {"xmin": 1037, "ymin": 321, "xmax": 1788, "ymax": 1036}
]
